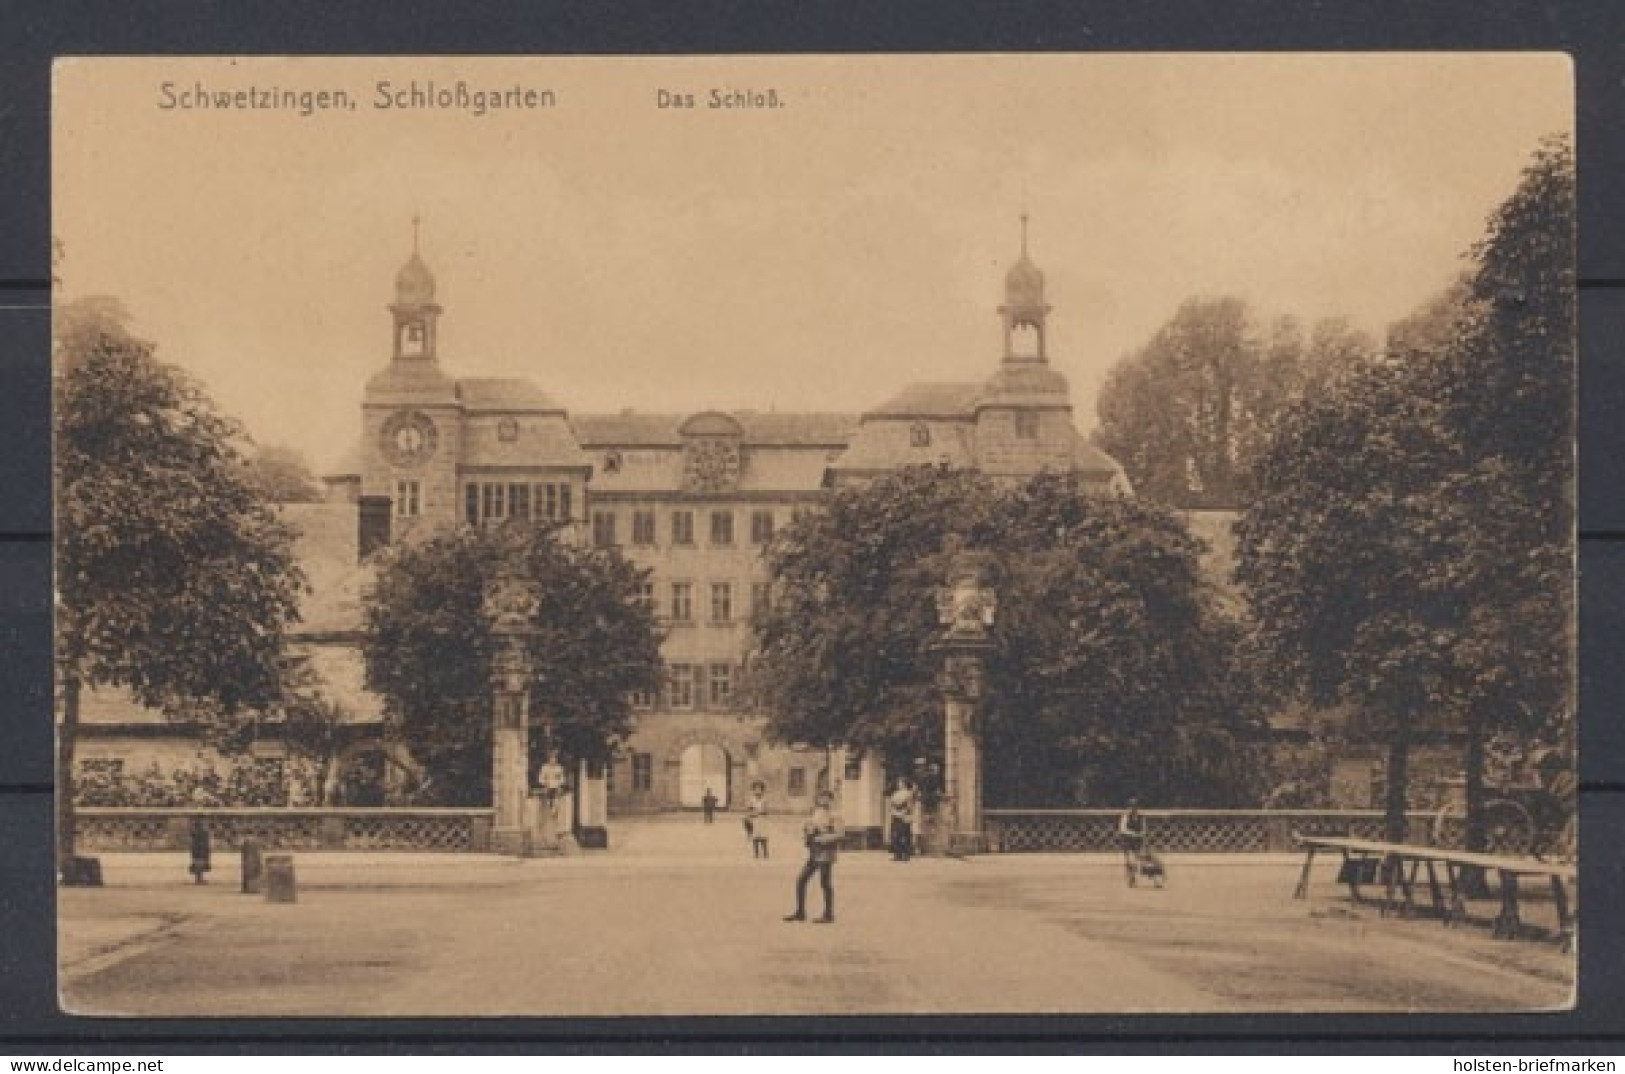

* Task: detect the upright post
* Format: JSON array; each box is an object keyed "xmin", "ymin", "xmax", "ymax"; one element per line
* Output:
[
  {"xmin": 484, "ymin": 556, "xmax": 539, "ymax": 857},
  {"xmin": 931, "ymin": 546, "xmax": 996, "ymax": 856}
]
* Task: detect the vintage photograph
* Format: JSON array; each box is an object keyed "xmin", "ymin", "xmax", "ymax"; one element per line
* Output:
[{"xmin": 53, "ymin": 54, "xmax": 1575, "ymax": 1016}]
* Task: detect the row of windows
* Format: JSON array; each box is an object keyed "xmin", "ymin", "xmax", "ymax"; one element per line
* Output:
[
  {"xmin": 628, "ymin": 662, "xmax": 738, "ymax": 711},
  {"xmin": 632, "ymin": 580, "xmax": 770, "ymax": 624},
  {"xmin": 594, "ymin": 508, "xmax": 778, "ymax": 549},
  {"xmin": 464, "ymin": 481, "xmax": 576, "ymax": 526}
]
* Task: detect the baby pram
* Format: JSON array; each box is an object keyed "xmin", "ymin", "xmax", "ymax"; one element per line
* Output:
[{"xmin": 1119, "ymin": 836, "xmax": 1166, "ymax": 888}]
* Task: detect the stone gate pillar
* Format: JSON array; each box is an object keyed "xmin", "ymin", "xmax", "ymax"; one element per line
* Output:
[
  {"xmin": 484, "ymin": 561, "xmax": 539, "ymax": 857},
  {"xmin": 489, "ymin": 640, "xmax": 532, "ymax": 855},
  {"xmin": 931, "ymin": 546, "xmax": 996, "ymax": 856}
]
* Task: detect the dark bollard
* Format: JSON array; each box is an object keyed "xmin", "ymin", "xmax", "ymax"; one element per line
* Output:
[
  {"xmin": 240, "ymin": 840, "xmax": 265, "ymax": 894},
  {"xmin": 188, "ymin": 817, "xmax": 212, "ymax": 884},
  {"xmin": 263, "ymin": 853, "xmax": 296, "ymax": 903},
  {"xmin": 61, "ymin": 856, "xmax": 104, "ymax": 887}
]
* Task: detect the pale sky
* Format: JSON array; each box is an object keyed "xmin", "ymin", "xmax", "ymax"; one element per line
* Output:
[{"xmin": 54, "ymin": 54, "xmax": 1571, "ymax": 472}]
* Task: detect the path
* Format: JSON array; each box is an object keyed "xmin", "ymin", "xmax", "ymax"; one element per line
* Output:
[{"xmin": 60, "ymin": 816, "xmax": 1575, "ymax": 1017}]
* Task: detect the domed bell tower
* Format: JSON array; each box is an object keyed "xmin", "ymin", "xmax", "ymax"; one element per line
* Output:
[
  {"xmin": 998, "ymin": 212, "xmax": 1050, "ymax": 364},
  {"xmin": 392, "ymin": 215, "xmax": 441, "ymax": 363}
]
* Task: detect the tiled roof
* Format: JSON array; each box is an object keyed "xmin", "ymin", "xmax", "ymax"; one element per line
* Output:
[
  {"xmin": 572, "ymin": 413, "xmax": 684, "ymax": 446},
  {"xmin": 364, "ymin": 363, "xmax": 458, "ymax": 404},
  {"xmin": 864, "ymin": 382, "xmax": 983, "ymax": 419},
  {"xmin": 461, "ymin": 414, "xmax": 591, "ymax": 469},
  {"xmin": 457, "ymin": 377, "xmax": 565, "ymax": 412},
  {"xmin": 573, "ymin": 412, "xmax": 858, "ymax": 447}
]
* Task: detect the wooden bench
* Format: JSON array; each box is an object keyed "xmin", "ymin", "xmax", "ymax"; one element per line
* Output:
[{"xmin": 1293, "ymin": 834, "xmax": 1576, "ymax": 950}]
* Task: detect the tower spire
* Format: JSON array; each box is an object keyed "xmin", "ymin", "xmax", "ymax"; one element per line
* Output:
[
  {"xmin": 999, "ymin": 212, "xmax": 1049, "ymax": 363},
  {"xmin": 392, "ymin": 220, "xmax": 440, "ymax": 362},
  {"xmin": 412, "ymin": 213, "xmax": 421, "ymax": 255}
]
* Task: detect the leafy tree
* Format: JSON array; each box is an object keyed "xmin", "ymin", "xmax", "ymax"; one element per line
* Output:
[
  {"xmin": 1096, "ymin": 298, "xmax": 1374, "ymax": 509},
  {"xmin": 750, "ymin": 466, "xmax": 1256, "ymax": 805},
  {"xmin": 1236, "ymin": 137, "xmax": 1575, "ymax": 846},
  {"xmin": 362, "ymin": 524, "xmax": 663, "ymax": 805},
  {"xmin": 981, "ymin": 474, "xmax": 1259, "ymax": 806},
  {"xmin": 748, "ymin": 467, "xmax": 996, "ymax": 769},
  {"xmin": 1386, "ymin": 278, "xmax": 1472, "ymax": 361},
  {"xmin": 267, "ymin": 653, "xmax": 351, "ymax": 807},
  {"xmin": 55, "ymin": 299, "xmax": 305, "ymax": 875},
  {"xmin": 1236, "ymin": 357, "xmax": 1463, "ymax": 841},
  {"xmin": 244, "ymin": 444, "xmax": 324, "ymax": 503},
  {"xmin": 1435, "ymin": 137, "xmax": 1576, "ymax": 852}
]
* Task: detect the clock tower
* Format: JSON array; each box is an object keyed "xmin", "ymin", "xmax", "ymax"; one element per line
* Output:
[{"xmin": 359, "ymin": 222, "xmax": 462, "ymax": 545}]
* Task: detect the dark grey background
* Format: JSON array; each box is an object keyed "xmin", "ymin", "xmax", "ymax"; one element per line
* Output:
[{"xmin": 2, "ymin": 0, "xmax": 1621, "ymax": 1050}]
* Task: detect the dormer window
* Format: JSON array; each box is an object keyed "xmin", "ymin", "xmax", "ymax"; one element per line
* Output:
[{"xmin": 910, "ymin": 422, "xmax": 931, "ymax": 448}]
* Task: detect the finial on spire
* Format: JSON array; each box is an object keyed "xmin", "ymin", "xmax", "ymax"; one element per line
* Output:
[
  {"xmin": 412, "ymin": 213, "xmax": 421, "ymax": 254},
  {"xmin": 1019, "ymin": 211, "xmax": 1029, "ymax": 256}
]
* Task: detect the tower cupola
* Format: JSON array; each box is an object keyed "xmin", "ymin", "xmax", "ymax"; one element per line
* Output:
[
  {"xmin": 390, "ymin": 216, "xmax": 442, "ymax": 362},
  {"xmin": 998, "ymin": 213, "xmax": 1051, "ymax": 363}
]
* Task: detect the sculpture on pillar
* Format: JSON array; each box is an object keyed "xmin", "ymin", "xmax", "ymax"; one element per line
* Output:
[
  {"xmin": 929, "ymin": 541, "xmax": 996, "ymax": 856},
  {"xmin": 935, "ymin": 548, "xmax": 997, "ymax": 642}
]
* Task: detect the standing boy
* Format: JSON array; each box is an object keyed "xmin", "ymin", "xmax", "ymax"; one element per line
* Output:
[{"xmin": 784, "ymin": 789, "xmax": 843, "ymax": 923}]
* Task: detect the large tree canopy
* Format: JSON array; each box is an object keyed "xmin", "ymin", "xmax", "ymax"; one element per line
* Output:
[
  {"xmin": 749, "ymin": 466, "xmax": 1257, "ymax": 807},
  {"xmin": 1236, "ymin": 138, "xmax": 1575, "ymax": 845},
  {"xmin": 1095, "ymin": 297, "xmax": 1374, "ymax": 509},
  {"xmin": 243, "ymin": 444, "xmax": 324, "ymax": 503},
  {"xmin": 56, "ymin": 299, "xmax": 306, "ymax": 870},
  {"xmin": 362, "ymin": 524, "xmax": 663, "ymax": 806},
  {"xmin": 983, "ymin": 474, "xmax": 1257, "ymax": 806}
]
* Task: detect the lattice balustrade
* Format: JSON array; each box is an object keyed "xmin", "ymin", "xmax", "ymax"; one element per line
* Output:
[
  {"xmin": 1157, "ymin": 814, "xmax": 1268, "ymax": 852},
  {"xmin": 214, "ymin": 813, "xmax": 326, "ymax": 850},
  {"xmin": 984, "ymin": 810, "xmax": 1459, "ymax": 854},
  {"xmin": 78, "ymin": 813, "xmax": 173, "ymax": 851},
  {"xmin": 345, "ymin": 813, "xmax": 474, "ymax": 851},
  {"xmin": 986, "ymin": 813, "xmax": 1117, "ymax": 852},
  {"xmin": 75, "ymin": 808, "xmax": 489, "ymax": 852}
]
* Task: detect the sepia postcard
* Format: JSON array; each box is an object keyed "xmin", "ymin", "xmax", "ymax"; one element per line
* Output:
[{"xmin": 53, "ymin": 54, "xmax": 1577, "ymax": 1017}]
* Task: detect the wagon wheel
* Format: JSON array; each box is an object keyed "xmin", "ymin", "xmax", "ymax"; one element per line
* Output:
[
  {"xmin": 1482, "ymin": 798, "xmax": 1536, "ymax": 856},
  {"xmin": 1548, "ymin": 813, "xmax": 1578, "ymax": 865}
]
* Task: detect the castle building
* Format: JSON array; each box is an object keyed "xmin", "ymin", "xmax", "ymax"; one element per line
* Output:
[{"xmin": 319, "ymin": 221, "xmax": 1128, "ymax": 830}]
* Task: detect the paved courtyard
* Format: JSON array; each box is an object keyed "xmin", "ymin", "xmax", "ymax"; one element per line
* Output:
[{"xmin": 59, "ymin": 814, "xmax": 1575, "ymax": 1017}]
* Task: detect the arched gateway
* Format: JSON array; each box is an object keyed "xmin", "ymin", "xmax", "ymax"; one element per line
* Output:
[{"xmin": 678, "ymin": 742, "xmax": 731, "ymax": 808}]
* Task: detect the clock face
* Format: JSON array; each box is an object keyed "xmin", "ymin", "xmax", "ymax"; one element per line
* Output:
[
  {"xmin": 380, "ymin": 410, "xmax": 438, "ymax": 468},
  {"xmin": 684, "ymin": 439, "xmax": 741, "ymax": 493}
]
